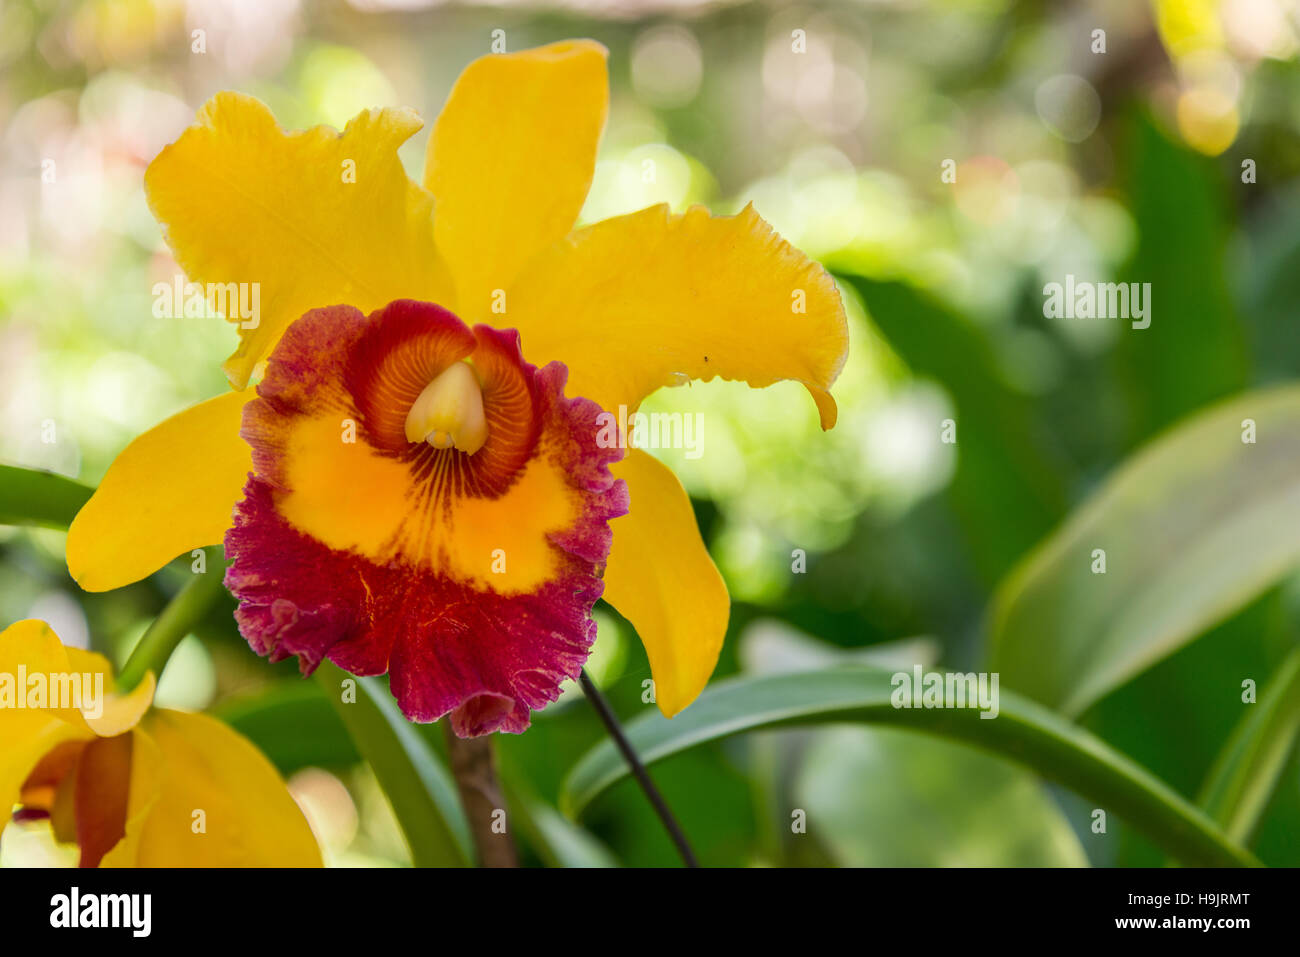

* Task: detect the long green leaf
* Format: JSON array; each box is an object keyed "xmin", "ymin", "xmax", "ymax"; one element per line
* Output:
[
  {"xmin": 316, "ymin": 663, "xmax": 472, "ymax": 867},
  {"xmin": 503, "ymin": 782, "xmax": 619, "ymax": 868},
  {"xmin": 797, "ymin": 726, "xmax": 1088, "ymax": 866},
  {"xmin": 1198, "ymin": 644, "xmax": 1300, "ymax": 843},
  {"xmin": 991, "ymin": 385, "xmax": 1300, "ymax": 715},
  {"xmin": 0, "ymin": 464, "xmax": 92, "ymax": 529},
  {"xmin": 560, "ymin": 667, "xmax": 1258, "ymax": 867}
]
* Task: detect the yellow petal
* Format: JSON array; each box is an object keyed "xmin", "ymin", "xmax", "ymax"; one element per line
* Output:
[
  {"xmin": 125, "ymin": 710, "xmax": 321, "ymax": 867},
  {"xmin": 78, "ymin": 667, "xmax": 156, "ymax": 738},
  {"xmin": 49, "ymin": 642, "xmax": 156, "ymax": 737},
  {"xmin": 0, "ymin": 620, "xmax": 84, "ymax": 725},
  {"xmin": 67, "ymin": 392, "xmax": 253, "ymax": 591},
  {"xmin": 602, "ymin": 450, "xmax": 729, "ymax": 717},
  {"xmin": 506, "ymin": 203, "xmax": 849, "ymax": 429},
  {"xmin": 146, "ymin": 92, "xmax": 454, "ymax": 388},
  {"xmin": 425, "ymin": 40, "xmax": 608, "ymax": 320},
  {"xmin": 72, "ymin": 732, "xmax": 134, "ymax": 868},
  {"xmin": 0, "ymin": 621, "xmax": 157, "ymax": 819},
  {"xmin": 0, "ymin": 621, "xmax": 89, "ymax": 814},
  {"xmin": 98, "ymin": 727, "xmax": 161, "ymax": 867}
]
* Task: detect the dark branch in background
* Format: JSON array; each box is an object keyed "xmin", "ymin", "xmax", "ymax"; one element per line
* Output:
[
  {"xmin": 579, "ymin": 670, "xmax": 698, "ymax": 868},
  {"xmin": 443, "ymin": 727, "xmax": 519, "ymax": 868}
]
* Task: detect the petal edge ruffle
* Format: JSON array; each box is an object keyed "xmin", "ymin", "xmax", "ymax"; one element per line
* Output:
[
  {"xmin": 504, "ymin": 202, "xmax": 849, "ymax": 430},
  {"xmin": 146, "ymin": 92, "xmax": 453, "ymax": 388}
]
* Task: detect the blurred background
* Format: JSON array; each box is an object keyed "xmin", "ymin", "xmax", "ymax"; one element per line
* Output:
[{"xmin": 2, "ymin": 0, "xmax": 1299, "ymax": 867}]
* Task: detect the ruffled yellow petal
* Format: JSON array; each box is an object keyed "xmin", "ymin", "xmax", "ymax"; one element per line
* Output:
[
  {"xmin": 146, "ymin": 92, "xmax": 453, "ymax": 388},
  {"xmin": 602, "ymin": 450, "xmax": 729, "ymax": 717},
  {"xmin": 504, "ymin": 203, "xmax": 849, "ymax": 429},
  {"xmin": 67, "ymin": 392, "xmax": 253, "ymax": 591},
  {"xmin": 425, "ymin": 40, "xmax": 608, "ymax": 320},
  {"xmin": 124, "ymin": 710, "xmax": 321, "ymax": 866}
]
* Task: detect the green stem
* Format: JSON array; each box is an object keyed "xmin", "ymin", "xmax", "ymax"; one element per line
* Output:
[{"xmin": 117, "ymin": 551, "xmax": 226, "ymax": 691}]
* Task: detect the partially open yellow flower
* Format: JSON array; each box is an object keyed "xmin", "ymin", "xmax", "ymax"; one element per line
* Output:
[
  {"xmin": 0, "ymin": 620, "xmax": 320, "ymax": 866},
  {"xmin": 65, "ymin": 40, "xmax": 849, "ymax": 733}
]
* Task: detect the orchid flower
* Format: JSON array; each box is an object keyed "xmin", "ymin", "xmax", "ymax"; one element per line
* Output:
[
  {"xmin": 65, "ymin": 41, "xmax": 849, "ymax": 736},
  {"xmin": 0, "ymin": 620, "xmax": 320, "ymax": 866}
]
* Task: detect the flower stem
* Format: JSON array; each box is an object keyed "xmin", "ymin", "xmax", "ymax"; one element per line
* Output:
[
  {"xmin": 442, "ymin": 725, "xmax": 519, "ymax": 867},
  {"xmin": 117, "ymin": 551, "xmax": 226, "ymax": 691},
  {"xmin": 579, "ymin": 670, "xmax": 698, "ymax": 867}
]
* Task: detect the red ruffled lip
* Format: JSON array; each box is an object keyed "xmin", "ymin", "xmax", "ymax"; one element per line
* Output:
[{"xmin": 224, "ymin": 299, "xmax": 628, "ymax": 734}]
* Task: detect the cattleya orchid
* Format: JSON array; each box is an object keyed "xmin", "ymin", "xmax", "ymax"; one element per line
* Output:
[
  {"xmin": 0, "ymin": 620, "xmax": 320, "ymax": 866},
  {"xmin": 66, "ymin": 40, "xmax": 848, "ymax": 736}
]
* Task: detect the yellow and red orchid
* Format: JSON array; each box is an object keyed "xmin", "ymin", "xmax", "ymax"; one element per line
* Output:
[
  {"xmin": 0, "ymin": 620, "xmax": 320, "ymax": 866},
  {"xmin": 65, "ymin": 40, "xmax": 849, "ymax": 735}
]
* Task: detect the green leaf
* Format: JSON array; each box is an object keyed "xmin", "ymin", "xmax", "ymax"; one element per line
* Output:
[
  {"xmin": 316, "ymin": 662, "xmax": 472, "ymax": 867},
  {"xmin": 797, "ymin": 727, "xmax": 1087, "ymax": 866},
  {"xmin": 212, "ymin": 680, "xmax": 360, "ymax": 774},
  {"xmin": 990, "ymin": 385, "xmax": 1300, "ymax": 715},
  {"xmin": 497, "ymin": 748, "xmax": 619, "ymax": 867},
  {"xmin": 839, "ymin": 275, "xmax": 1069, "ymax": 583},
  {"xmin": 0, "ymin": 465, "xmax": 93, "ymax": 530},
  {"xmin": 521, "ymin": 799, "xmax": 618, "ymax": 868},
  {"xmin": 560, "ymin": 667, "xmax": 1257, "ymax": 867},
  {"xmin": 1198, "ymin": 644, "xmax": 1300, "ymax": 844},
  {"xmin": 503, "ymin": 782, "xmax": 619, "ymax": 868},
  {"xmin": 1236, "ymin": 183, "xmax": 1300, "ymax": 381},
  {"xmin": 1117, "ymin": 112, "xmax": 1248, "ymax": 441},
  {"xmin": 739, "ymin": 622, "xmax": 1082, "ymax": 866}
]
